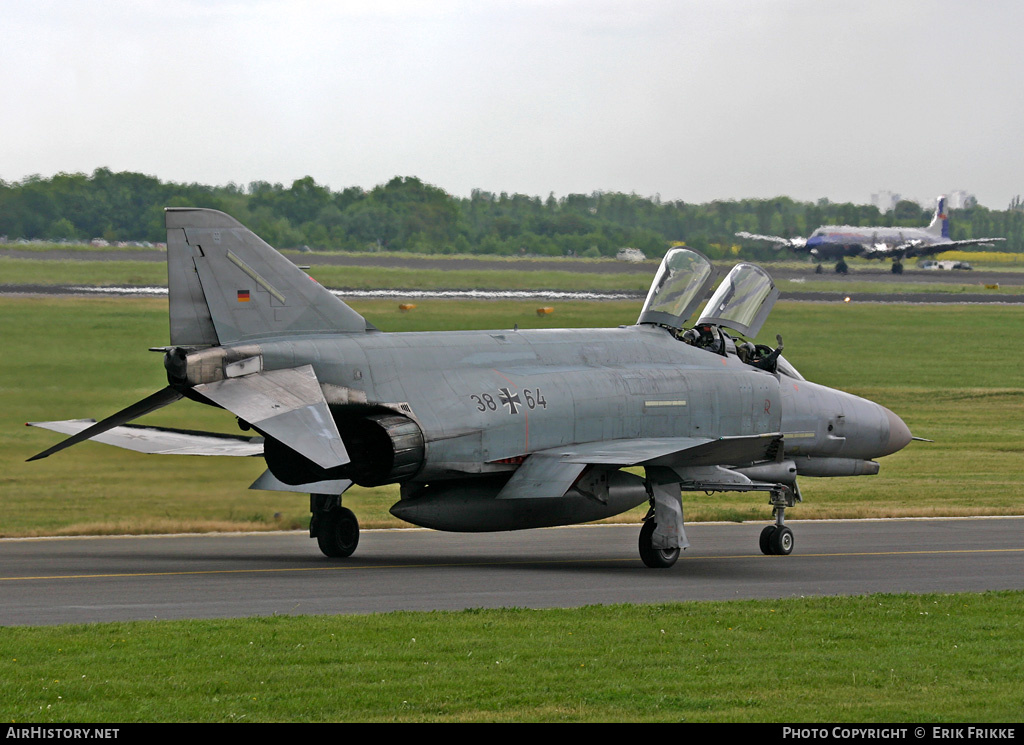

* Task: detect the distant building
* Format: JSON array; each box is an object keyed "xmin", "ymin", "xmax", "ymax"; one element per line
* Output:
[
  {"xmin": 879, "ymin": 190, "xmax": 978, "ymax": 212},
  {"xmin": 871, "ymin": 191, "xmax": 901, "ymax": 213},
  {"xmin": 946, "ymin": 191, "xmax": 977, "ymax": 209}
]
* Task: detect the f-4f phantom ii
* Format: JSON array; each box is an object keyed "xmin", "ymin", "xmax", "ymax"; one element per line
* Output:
[
  {"xmin": 736, "ymin": 196, "xmax": 1004, "ymax": 275},
  {"xmin": 29, "ymin": 208, "xmax": 916, "ymax": 567}
]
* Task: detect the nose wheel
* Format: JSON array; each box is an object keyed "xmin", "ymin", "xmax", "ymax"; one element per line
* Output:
[
  {"xmin": 760, "ymin": 495, "xmax": 795, "ymax": 556},
  {"xmin": 759, "ymin": 524, "xmax": 794, "ymax": 555}
]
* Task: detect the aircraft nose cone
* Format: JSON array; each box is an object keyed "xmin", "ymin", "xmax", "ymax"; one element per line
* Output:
[{"xmin": 881, "ymin": 406, "xmax": 912, "ymax": 456}]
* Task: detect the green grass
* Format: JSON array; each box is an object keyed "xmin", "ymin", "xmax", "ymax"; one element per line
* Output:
[
  {"xmin": 0, "ymin": 258, "xmax": 169, "ymax": 287},
  {"xmin": 2, "ymin": 592, "xmax": 1022, "ymax": 722},
  {"xmin": 3, "ymin": 296, "xmax": 1023, "ymax": 536},
  {"xmin": 3, "ymin": 295, "xmax": 1023, "ymax": 723},
  {"xmin": 0, "ymin": 242, "xmax": 159, "ymax": 254},
  {"xmin": 780, "ymin": 278, "xmax": 1022, "ymax": 295},
  {"xmin": 3, "ymin": 255, "xmax": 1021, "ymax": 295}
]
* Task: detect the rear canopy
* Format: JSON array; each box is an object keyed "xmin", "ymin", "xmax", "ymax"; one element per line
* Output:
[{"xmin": 695, "ymin": 263, "xmax": 779, "ymax": 339}]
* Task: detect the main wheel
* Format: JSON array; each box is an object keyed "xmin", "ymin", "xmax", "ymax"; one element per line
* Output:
[
  {"xmin": 316, "ymin": 507, "xmax": 360, "ymax": 558},
  {"xmin": 769, "ymin": 525, "xmax": 794, "ymax": 556},
  {"xmin": 891, "ymin": 262, "xmax": 904, "ymax": 275},
  {"xmin": 638, "ymin": 520, "xmax": 680, "ymax": 568},
  {"xmin": 759, "ymin": 525, "xmax": 777, "ymax": 555}
]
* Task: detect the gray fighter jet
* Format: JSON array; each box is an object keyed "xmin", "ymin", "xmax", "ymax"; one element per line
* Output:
[{"xmin": 28, "ymin": 208, "xmax": 915, "ymax": 567}]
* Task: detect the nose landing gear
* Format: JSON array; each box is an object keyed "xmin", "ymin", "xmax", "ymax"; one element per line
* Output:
[
  {"xmin": 760, "ymin": 493, "xmax": 795, "ymax": 556},
  {"xmin": 759, "ymin": 523, "xmax": 794, "ymax": 555}
]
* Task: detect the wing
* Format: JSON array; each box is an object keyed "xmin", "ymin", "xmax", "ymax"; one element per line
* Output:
[
  {"xmin": 496, "ymin": 433, "xmax": 783, "ymax": 499},
  {"xmin": 248, "ymin": 468, "xmax": 351, "ymax": 494},
  {"xmin": 26, "ymin": 419, "xmax": 264, "ymax": 456},
  {"xmin": 735, "ymin": 232, "xmax": 807, "ymax": 249},
  {"xmin": 897, "ymin": 237, "xmax": 1006, "ymax": 259}
]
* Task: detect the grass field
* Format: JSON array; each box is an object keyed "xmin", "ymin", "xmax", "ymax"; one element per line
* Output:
[
  {"xmin": 3, "ymin": 295, "xmax": 1023, "ymax": 536},
  {"xmin": 2, "ymin": 592, "xmax": 1022, "ymax": 722},
  {"xmin": 3, "ymin": 292, "xmax": 1023, "ymax": 723},
  {"xmin": 3, "ymin": 253, "xmax": 1022, "ymax": 296}
]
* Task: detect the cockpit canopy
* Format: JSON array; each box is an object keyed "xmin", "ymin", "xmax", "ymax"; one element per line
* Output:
[
  {"xmin": 636, "ymin": 247, "xmax": 716, "ymax": 330},
  {"xmin": 638, "ymin": 250, "xmax": 801, "ymax": 378},
  {"xmin": 695, "ymin": 262, "xmax": 779, "ymax": 339}
]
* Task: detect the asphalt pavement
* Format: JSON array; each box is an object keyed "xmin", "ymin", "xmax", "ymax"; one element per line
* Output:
[{"xmin": 3, "ymin": 517, "xmax": 1022, "ymax": 626}]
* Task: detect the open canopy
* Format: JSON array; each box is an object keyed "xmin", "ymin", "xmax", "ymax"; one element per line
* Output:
[
  {"xmin": 637, "ymin": 247, "xmax": 716, "ymax": 330},
  {"xmin": 696, "ymin": 263, "xmax": 779, "ymax": 339}
]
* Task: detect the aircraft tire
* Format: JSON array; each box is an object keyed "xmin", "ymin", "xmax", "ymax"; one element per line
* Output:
[
  {"xmin": 769, "ymin": 526, "xmax": 794, "ymax": 556},
  {"xmin": 891, "ymin": 262, "xmax": 903, "ymax": 275},
  {"xmin": 316, "ymin": 507, "xmax": 360, "ymax": 558},
  {"xmin": 638, "ymin": 519, "xmax": 680, "ymax": 569},
  {"xmin": 759, "ymin": 525, "xmax": 777, "ymax": 555}
]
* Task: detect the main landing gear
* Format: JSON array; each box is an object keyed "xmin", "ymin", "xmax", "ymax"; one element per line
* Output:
[
  {"xmin": 891, "ymin": 259, "xmax": 904, "ymax": 275},
  {"xmin": 637, "ymin": 481, "xmax": 688, "ymax": 568},
  {"xmin": 638, "ymin": 518, "xmax": 681, "ymax": 568},
  {"xmin": 310, "ymin": 493, "xmax": 360, "ymax": 558}
]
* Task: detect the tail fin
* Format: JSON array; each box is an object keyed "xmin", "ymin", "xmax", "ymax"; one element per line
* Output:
[
  {"xmin": 166, "ymin": 208, "xmax": 374, "ymax": 346},
  {"xmin": 925, "ymin": 196, "xmax": 949, "ymax": 239}
]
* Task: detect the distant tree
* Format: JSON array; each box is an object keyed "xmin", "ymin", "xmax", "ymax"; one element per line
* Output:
[{"xmin": 893, "ymin": 200, "xmax": 927, "ymax": 225}]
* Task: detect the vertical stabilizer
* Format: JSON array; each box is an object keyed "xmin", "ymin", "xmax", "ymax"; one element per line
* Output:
[
  {"xmin": 925, "ymin": 196, "xmax": 949, "ymax": 239},
  {"xmin": 165, "ymin": 208, "xmax": 373, "ymax": 345}
]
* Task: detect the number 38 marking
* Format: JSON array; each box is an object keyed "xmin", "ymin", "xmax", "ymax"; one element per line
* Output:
[{"xmin": 471, "ymin": 393, "xmax": 497, "ymax": 411}]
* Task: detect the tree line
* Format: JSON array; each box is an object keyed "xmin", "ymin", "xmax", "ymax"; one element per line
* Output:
[{"xmin": 3, "ymin": 168, "xmax": 1022, "ymax": 258}]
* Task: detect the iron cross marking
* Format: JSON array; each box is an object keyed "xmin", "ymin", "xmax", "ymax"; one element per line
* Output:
[{"xmin": 498, "ymin": 387, "xmax": 521, "ymax": 415}]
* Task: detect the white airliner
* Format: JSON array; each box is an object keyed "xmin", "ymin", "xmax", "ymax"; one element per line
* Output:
[{"xmin": 737, "ymin": 196, "xmax": 1004, "ymax": 273}]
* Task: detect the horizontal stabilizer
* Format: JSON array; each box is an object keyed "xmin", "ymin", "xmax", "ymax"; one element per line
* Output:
[
  {"xmin": 26, "ymin": 386, "xmax": 183, "ymax": 461},
  {"xmin": 28, "ymin": 420, "xmax": 263, "ymax": 456},
  {"xmin": 249, "ymin": 469, "xmax": 352, "ymax": 494},
  {"xmin": 194, "ymin": 364, "xmax": 349, "ymax": 470}
]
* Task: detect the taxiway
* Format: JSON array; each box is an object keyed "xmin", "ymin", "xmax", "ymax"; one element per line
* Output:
[{"xmin": 3, "ymin": 517, "xmax": 1022, "ymax": 626}]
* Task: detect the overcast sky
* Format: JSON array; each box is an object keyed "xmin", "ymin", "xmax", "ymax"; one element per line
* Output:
[{"xmin": 4, "ymin": 0, "xmax": 1022, "ymax": 208}]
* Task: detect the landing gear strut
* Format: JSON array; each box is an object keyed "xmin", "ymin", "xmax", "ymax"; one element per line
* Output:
[
  {"xmin": 310, "ymin": 493, "xmax": 360, "ymax": 558},
  {"xmin": 637, "ymin": 480, "xmax": 686, "ymax": 568}
]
